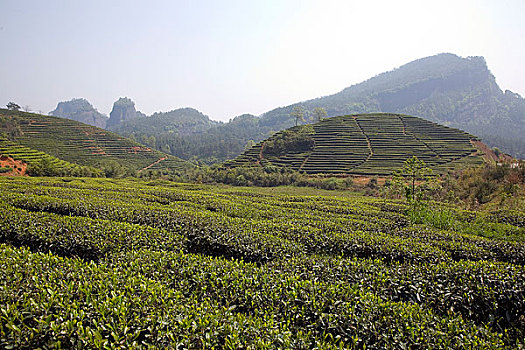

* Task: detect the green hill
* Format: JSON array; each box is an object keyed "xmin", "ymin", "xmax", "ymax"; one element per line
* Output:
[
  {"xmin": 258, "ymin": 54, "xmax": 525, "ymax": 159},
  {"xmin": 227, "ymin": 113, "xmax": 483, "ymax": 175},
  {"xmin": 0, "ymin": 134, "xmax": 97, "ymax": 176},
  {"xmin": 107, "ymin": 107, "xmax": 222, "ymax": 158},
  {"xmin": 0, "ymin": 109, "xmax": 191, "ymax": 174},
  {"xmin": 108, "ymin": 107, "xmax": 218, "ymax": 136},
  {"xmin": 48, "ymin": 54, "xmax": 525, "ymax": 162},
  {"xmin": 109, "ymin": 53, "xmax": 524, "ymax": 163}
]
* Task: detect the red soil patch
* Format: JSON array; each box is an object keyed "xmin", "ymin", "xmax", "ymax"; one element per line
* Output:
[
  {"xmin": 351, "ymin": 176, "xmax": 387, "ymax": 186},
  {"xmin": 472, "ymin": 140, "xmax": 513, "ymax": 163},
  {"xmin": 90, "ymin": 147, "xmax": 107, "ymax": 155},
  {"xmin": 129, "ymin": 146, "xmax": 152, "ymax": 153},
  {"xmin": 0, "ymin": 155, "xmax": 28, "ymax": 176}
]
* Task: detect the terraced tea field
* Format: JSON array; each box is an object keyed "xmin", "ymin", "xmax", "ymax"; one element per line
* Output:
[
  {"xmin": 229, "ymin": 114, "xmax": 484, "ymax": 175},
  {"xmin": 1, "ymin": 177, "xmax": 524, "ymax": 348},
  {"xmin": 0, "ymin": 134, "xmax": 89, "ymax": 175},
  {"xmin": 0, "ymin": 109, "xmax": 190, "ymax": 172}
]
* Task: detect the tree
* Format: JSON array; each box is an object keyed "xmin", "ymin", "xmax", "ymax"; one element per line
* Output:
[
  {"xmin": 244, "ymin": 139, "xmax": 256, "ymax": 150},
  {"xmin": 26, "ymin": 158, "xmax": 60, "ymax": 176},
  {"xmin": 391, "ymin": 156, "xmax": 437, "ymax": 203},
  {"xmin": 290, "ymin": 105, "xmax": 306, "ymax": 126},
  {"xmin": 312, "ymin": 107, "xmax": 327, "ymax": 122},
  {"xmin": 6, "ymin": 102, "xmax": 20, "ymax": 111}
]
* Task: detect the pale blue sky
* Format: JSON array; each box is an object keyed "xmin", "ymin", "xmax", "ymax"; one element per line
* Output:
[{"xmin": 1, "ymin": 0, "xmax": 524, "ymax": 121}]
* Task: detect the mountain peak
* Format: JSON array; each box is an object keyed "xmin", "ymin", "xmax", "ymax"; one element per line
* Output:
[
  {"xmin": 49, "ymin": 98, "xmax": 107, "ymax": 128},
  {"xmin": 107, "ymin": 97, "xmax": 140, "ymax": 127}
]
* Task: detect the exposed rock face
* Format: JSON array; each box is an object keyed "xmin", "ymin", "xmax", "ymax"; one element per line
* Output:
[
  {"xmin": 49, "ymin": 98, "xmax": 108, "ymax": 128},
  {"xmin": 107, "ymin": 97, "xmax": 142, "ymax": 127}
]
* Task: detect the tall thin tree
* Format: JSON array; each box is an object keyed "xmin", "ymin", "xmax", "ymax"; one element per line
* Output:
[{"xmin": 290, "ymin": 105, "xmax": 306, "ymax": 126}]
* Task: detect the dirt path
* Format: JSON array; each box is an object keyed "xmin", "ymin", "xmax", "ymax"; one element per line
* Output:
[
  {"xmin": 298, "ymin": 154, "xmax": 310, "ymax": 171},
  {"xmin": 352, "ymin": 176, "xmax": 388, "ymax": 186},
  {"xmin": 140, "ymin": 157, "xmax": 166, "ymax": 172},
  {"xmin": 256, "ymin": 142, "xmax": 266, "ymax": 165},
  {"xmin": 398, "ymin": 115, "xmax": 440, "ymax": 158},
  {"xmin": 298, "ymin": 135, "xmax": 316, "ymax": 172},
  {"xmin": 353, "ymin": 116, "xmax": 373, "ymax": 159},
  {"xmin": 400, "ymin": 116, "xmax": 407, "ymax": 136}
]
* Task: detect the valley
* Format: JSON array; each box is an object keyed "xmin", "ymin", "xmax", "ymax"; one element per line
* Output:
[{"xmin": 1, "ymin": 52, "xmax": 524, "ymax": 349}]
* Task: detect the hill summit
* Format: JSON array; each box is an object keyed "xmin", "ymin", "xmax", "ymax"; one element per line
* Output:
[
  {"xmin": 228, "ymin": 113, "xmax": 483, "ymax": 175},
  {"xmin": 49, "ymin": 98, "xmax": 108, "ymax": 129}
]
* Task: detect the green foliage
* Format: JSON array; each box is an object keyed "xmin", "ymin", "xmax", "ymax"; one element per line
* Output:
[
  {"xmin": 290, "ymin": 105, "xmax": 306, "ymax": 126},
  {"xmin": 25, "ymin": 157, "xmax": 60, "ymax": 176},
  {"xmin": 186, "ymin": 165, "xmax": 307, "ymax": 187},
  {"xmin": 0, "ymin": 177, "xmax": 525, "ymax": 348},
  {"xmin": 391, "ymin": 156, "xmax": 437, "ymax": 203},
  {"xmin": 263, "ymin": 126, "xmax": 314, "ymax": 157},
  {"xmin": 442, "ymin": 163, "xmax": 525, "ymax": 208},
  {"xmin": 99, "ymin": 159, "xmax": 132, "ymax": 178},
  {"xmin": 6, "ymin": 102, "xmax": 20, "ymax": 111},
  {"xmin": 231, "ymin": 114, "xmax": 481, "ymax": 176},
  {"xmin": 0, "ymin": 115, "xmax": 22, "ymax": 138},
  {"xmin": 181, "ymin": 164, "xmax": 360, "ymax": 190},
  {"xmin": 0, "ymin": 177, "xmax": 524, "ymax": 348},
  {"xmin": 312, "ymin": 107, "xmax": 328, "ymax": 122},
  {"xmin": 109, "ymin": 107, "xmax": 217, "ymax": 136},
  {"xmin": 0, "ymin": 109, "xmax": 191, "ymax": 174},
  {"xmin": 406, "ymin": 203, "xmax": 458, "ymax": 230}
]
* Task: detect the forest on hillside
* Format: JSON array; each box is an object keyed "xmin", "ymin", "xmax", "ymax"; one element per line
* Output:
[{"xmin": 95, "ymin": 54, "xmax": 524, "ymax": 163}]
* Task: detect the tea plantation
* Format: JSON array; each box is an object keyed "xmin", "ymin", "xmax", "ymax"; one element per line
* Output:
[
  {"xmin": 0, "ymin": 109, "xmax": 190, "ymax": 172},
  {"xmin": 1, "ymin": 177, "xmax": 524, "ymax": 348},
  {"xmin": 229, "ymin": 114, "xmax": 484, "ymax": 175},
  {"xmin": 0, "ymin": 135, "xmax": 81, "ymax": 173}
]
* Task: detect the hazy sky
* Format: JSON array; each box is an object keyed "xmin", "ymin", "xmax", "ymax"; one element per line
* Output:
[{"xmin": 1, "ymin": 0, "xmax": 524, "ymax": 121}]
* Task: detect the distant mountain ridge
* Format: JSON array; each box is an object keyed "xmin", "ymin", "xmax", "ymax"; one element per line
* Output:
[
  {"xmin": 132, "ymin": 53, "xmax": 525, "ymax": 160},
  {"xmin": 51, "ymin": 53, "xmax": 525, "ymax": 161},
  {"xmin": 108, "ymin": 107, "xmax": 218, "ymax": 137},
  {"xmin": 258, "ymin": 54, "xmax": 525, "ymax": 158}
]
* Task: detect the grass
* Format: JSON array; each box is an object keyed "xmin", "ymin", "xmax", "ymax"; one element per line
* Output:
[{"xmin": 406, "ymin": 202, "xmax": 525, "ymax": 242}]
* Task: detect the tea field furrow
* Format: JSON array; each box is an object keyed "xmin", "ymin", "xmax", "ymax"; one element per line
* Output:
[{"xmin": 0, "ymin": 177, "xmax": 524, "ymax": 348}]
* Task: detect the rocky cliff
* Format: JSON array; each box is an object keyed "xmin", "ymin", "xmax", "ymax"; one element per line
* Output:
[
  {"xmin": 49, "ymin": 98, "xmax": 107, "ymax": 128},
  {"xmin": 106, "ymin": 97, "xmax": 142, "ymax": 128}
]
